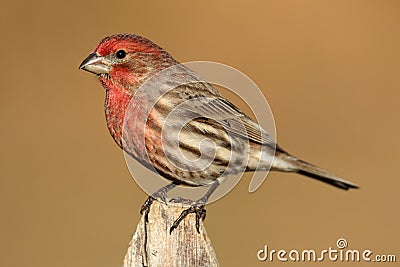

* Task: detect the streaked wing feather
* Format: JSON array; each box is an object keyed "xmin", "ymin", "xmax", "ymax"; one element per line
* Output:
[{"xmin": 181, "ymin": 86, "xmax": 273, "ymax": 145}]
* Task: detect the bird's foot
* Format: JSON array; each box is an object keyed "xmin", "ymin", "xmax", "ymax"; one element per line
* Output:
[
  {"xmin": 140, "ymin": 183, "xmax": 177, "ymax": 222},
  {"xmin": 169, "ymin": 198, "xmax": 207, "ymax": 234},
  {"xmin": 169, "ymin": 196, "xmax": 195, "ymax": 205},
  {"xmin": 140, "ymin": 196, "xmax": 156, "ymax": 223}
]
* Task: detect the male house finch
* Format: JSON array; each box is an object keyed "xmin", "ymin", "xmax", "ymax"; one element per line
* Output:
[{"xmin": 79, "ymin": 34, "xmax": 358, "ymax": 232}]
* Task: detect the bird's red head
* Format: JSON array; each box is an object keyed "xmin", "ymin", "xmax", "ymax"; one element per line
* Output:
[
  {"xmin": 80, "ymin": 34, "xmax": 177, "ymax": 94},
  {"xmin": 95, "ymin": 34, "xmax": 162, "ymax": 56}
]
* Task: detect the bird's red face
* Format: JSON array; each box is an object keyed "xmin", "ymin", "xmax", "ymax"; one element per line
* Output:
[{"xmin": 79, "ymin": 34, "xmax": 176, "ymax": 94}]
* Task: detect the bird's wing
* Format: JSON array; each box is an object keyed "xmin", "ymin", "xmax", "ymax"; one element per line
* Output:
[{"xmin": 179, "ymin": 86, "xmax": 274, "ymax": 146}]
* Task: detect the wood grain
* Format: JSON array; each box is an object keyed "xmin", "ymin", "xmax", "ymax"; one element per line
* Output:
[{"xmin": 123, "ymin": 201, "xmax": 219, "ymax": 267}]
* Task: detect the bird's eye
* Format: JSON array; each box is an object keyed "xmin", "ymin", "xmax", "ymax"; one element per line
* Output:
[{"xmin": 116, "ymin": 50, "xmax": 126, "ymax": 59}]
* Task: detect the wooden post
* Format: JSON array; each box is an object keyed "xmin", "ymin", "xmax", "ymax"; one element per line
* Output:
[{"xmin": 123, "ymin": 201, "xmax": 219, "ymax": 267}]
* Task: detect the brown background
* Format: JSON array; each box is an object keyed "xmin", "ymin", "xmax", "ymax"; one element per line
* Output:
[{"xmin": 1, "ymin": 0, "xmax": 399, "ymax": 266}]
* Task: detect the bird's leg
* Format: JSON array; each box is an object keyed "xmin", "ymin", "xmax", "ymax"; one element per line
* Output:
[
  {"xmin": 140, "ymin": 182, "xmax": 177, "ymax": 223},
  {"xmin": 169, "ymin": 180, "xmax": 220, "ymax": 234}
]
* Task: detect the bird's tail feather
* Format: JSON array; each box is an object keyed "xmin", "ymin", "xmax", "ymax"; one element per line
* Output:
[{"xmin": 275, "ymin": 153, "xmax": 359, "ymax": 190}]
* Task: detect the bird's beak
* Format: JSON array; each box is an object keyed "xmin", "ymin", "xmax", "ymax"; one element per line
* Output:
[{"xmin": 79, "ymin": 52, "xmax": 111, "ymax": 75}]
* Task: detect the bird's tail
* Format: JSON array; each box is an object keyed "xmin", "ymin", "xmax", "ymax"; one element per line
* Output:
[{"xmin": 273, "ymin": 152, "xmax": 359, "ymax": 190}]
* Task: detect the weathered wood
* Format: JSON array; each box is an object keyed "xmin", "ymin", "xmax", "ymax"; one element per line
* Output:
[{"xmin": 123, "ymin": 201, "xmax": 219, "ymax": 267}]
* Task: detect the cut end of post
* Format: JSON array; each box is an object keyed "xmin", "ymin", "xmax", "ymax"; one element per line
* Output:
[{"xmin": 123, "ymin": 200, "xmax": 219, "ymax": 267}]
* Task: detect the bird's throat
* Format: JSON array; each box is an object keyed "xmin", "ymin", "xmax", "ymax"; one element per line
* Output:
[{"xmin": 104, "ymin": 86, "xmax": 133, "ymax": 148}]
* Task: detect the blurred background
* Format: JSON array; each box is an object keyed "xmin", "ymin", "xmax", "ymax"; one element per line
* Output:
[{"xmin": 1, "ymin": 0, "xmax": 399, "ymax": 266}]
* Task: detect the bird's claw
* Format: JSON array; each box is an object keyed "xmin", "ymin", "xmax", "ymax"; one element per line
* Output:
[
  {"xmin": 140, "ymin": 195, "xmax": 155, "ymax": 223},
  {"xmin": 140, "ymin": 186, "xmax": 171, "ymax": 222},
  {"xmin": 169, "ymin": 200, "xmax": 207, "ymax": 234},
  {"xmin": 169, "ymin": 197, "xmax": 195, "ymax": 205}
]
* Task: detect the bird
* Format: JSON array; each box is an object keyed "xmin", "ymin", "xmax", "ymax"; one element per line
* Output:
[{"xmin": 79, "ymin": 33, "xmax": 358, "ymax": 233}]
